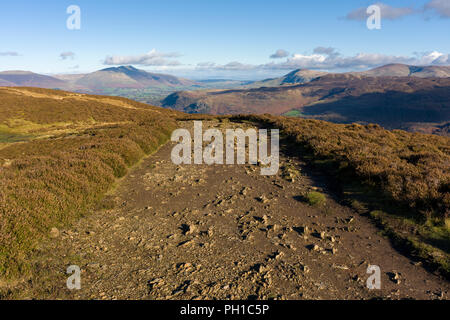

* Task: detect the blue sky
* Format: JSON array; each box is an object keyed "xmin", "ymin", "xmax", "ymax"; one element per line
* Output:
[{"xmin": 0, "ymin": 0, "xmax": 449, "ymax": 79}]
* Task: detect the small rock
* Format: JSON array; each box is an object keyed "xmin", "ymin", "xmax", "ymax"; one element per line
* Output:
[
  {"xmin": 273, "ymin": 224, "xmax": 282, "ymax": 232},
  {"xmin": 240, "ymin": 187, "xmax": 248, "ymax": 196},
  {"xmin": 308, "ymin": 244, "xmax": 321, "ymax": 251},
  {"xmin": 50, "ymin": 227, "xmax": 60, "ymax": 238},
  {"xmin": 257, "ymin": 195, "xmax": 269, "ymax": 204},
  {"xmin": 387, "ymin": 272, "xmax": 401, "ymax": 284}
]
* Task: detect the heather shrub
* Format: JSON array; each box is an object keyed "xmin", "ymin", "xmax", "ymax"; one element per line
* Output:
[
  {"xmin": 233, "ymin": 114, "xmax": 450, "ymax": 220},
  {"xmin": 0, "ymin": 88, "xmax": 177, "ymax": 278}
]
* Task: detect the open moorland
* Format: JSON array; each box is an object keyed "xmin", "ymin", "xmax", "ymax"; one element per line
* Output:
[{"xmin": 0, "ymin": 87, "xmax": 448, "ymax": 299}]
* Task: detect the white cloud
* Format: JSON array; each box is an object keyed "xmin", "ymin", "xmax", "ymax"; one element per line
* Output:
[
  {"xmin": 197, "ymin": 62, "xmax": 217, "ymax": 68},
  {"xmin": 266, "ymin": 50, "xmax": 449, "ymax": 70},
  {"xmin": 60, "ymin": 51, "xmax": 75, "ymax": 60},
  {"xmin": 415, "ymin": 51, "xmax": 449, "ymax": 65},
  {"xmin": 0, "ymin": 51, "xmax": 19, "ymax": 56},
  {"xmin": 260, "ymin": 47, "xmax": 415, "ymax": 71},
  {"xmin": 313, "ymin": 47, "xmax": 340, "ymax": 58},
  {"xmin": 346, "ymin": 1, "xmax": 450, "ymax": 21},
  {"xmin": 220, "ymin": 61, "xmax": 255, "ymax": 70},
  {"xmin": 290, "ymin": 53, "xmax": 327, "ymax": 64},
  {"xmin": 195, "ymin": 48, "xmax": 449, "ymax": 73},
  {"xmin": 103, "ymin": 47, "xmax": 449, "ymax": 76},
  {"xmin": 104, "ymin": 49, "xmax": 181, "ymax": 66},
  {"xmin": 346, "ymin": 2, "xmax": 414, "ymax": 20},
  {"xmin": 270, "ymin": 49, "xmax": 289, "ymax": 59},
  {"xmin": 196, "ymin": 61, "xmax": 256, "ymax": 71},
  {"xmin": 425, "ymin": 0, "xmax": 450, "ymax": 18}
]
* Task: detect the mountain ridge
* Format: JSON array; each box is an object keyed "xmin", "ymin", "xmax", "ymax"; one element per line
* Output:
[
  {"xmin": 74, "ymin": 65, "xmax": 198, "ymax": 89},
  {"xmin": 244, "ymin": 64, "xmax": 450, "ymax": 88},
  {"xmin": 1, "ymin": 64, "xmax": 449, "ymax": 92},
  {"xmin": 0, "ymin": 70, "xmax": 66, "ymax": 88},
  {"xmin": 162, "ymin": 75, "xmax": 450, "ymax": 135},
  {"xmin": 355, "ymin": 64, "xmax": 450, "ymax": 78},
  {"xmin": 0, "ymin": 66, "xmax": 198, "ymax": 91}
]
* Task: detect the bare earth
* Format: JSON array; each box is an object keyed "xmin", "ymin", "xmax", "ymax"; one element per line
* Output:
[{"xmin": 14, "ymin": 120, "xmax": 449, "ymax": 299}]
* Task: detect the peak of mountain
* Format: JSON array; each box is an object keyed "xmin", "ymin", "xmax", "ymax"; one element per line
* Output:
[
  {"xmin": 281, "ymin": 69, "xmax": 328, "ymax": 84},
  {"xmin": 244, "ymin": 69, "xmax": 328, "ymax": 88},
  {"xmin": 100, "ymin": 65, "xmax": 139, "ymax": 72},
  {"xmin": 99, "ymin": 65, "xmax": 149, "ymax": 78},
  {"xmin": 244, "ymin": 64, "xmax": 449, "ymax": 90},
  {"xmin": 75, "ymin": 65, "xmax": 197, "ymax": 89},
  {"xmin": 162, "ymin": 75, "xmax": 450, "ymax": 136},
  {"xmin": 357, "ymin": 64, "xmax": 450, "ymax": 78}
]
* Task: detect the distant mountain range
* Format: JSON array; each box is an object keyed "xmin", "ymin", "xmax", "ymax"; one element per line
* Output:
[
  {"xmin": 356, "ymin": 64, "xmax": 450, "ymax": 78},
  {"xmin": 1, "ymin": 64, "xmax": 449, "ymax": 135},
  {"xmin": 243, "ymin": 69, "xmax": 328, "ymax": 88},
  {"xmin": 0, "ymin": 66, "xmax": 249, "ymax": 105},
  {"xmin": 2, "ymin": 63, "xmax": 449, "ymax": 92},
  {"xmin": 0, "ymin": 66, "xmax": 204, "ymax": 105},
  {"xmin": 0, "ymin": 66, "xmax": 197, "ymax": 92},
  {"xmin": 243, "ymin": 64, "xmax": 450, "ymax": 88},
  {"xmin": 0, "ymin": 70, "xmax": 66, "ymax": 88},
  {"xmin": 69, "ymin": 66, "xmax": 197, "ymax": 89},
  {"xmin": 162, "ymin": 67, "xmax": 450, "ymax": 136}
]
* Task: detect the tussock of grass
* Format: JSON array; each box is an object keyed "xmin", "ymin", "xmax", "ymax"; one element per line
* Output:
[
  {"xmin": 350, "ymin": 199, "xmax": 368, "ymax": 214},
  {"xmin": 306, "ymin": 191, "xmax": 326, "ymax": 206},
  {"xmin": 0, "ymin": 87, "xmax": 177, "ymax": 279},
  {"xmin": 281, "ymin": 164, "xmax": 300, "ymax": 182}
]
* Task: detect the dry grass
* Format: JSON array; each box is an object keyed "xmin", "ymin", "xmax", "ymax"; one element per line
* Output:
[
  {"xmin": 232, "ymin": 114, "xmax": 450, "ymax": 274},
  {"xmin": 235, "ymin": 114, "xmax": 450, "ymax": 219},
  {"xmin": 1, "ymin": 87, "xmax": 449, "ymax": 279},
  {"xmin": 0, "ymin": 87, "xmax": 178, "ymax": 279},
  {"xmin": 306, "ymin": 192, "xmax": 326, "ymax": 207}
]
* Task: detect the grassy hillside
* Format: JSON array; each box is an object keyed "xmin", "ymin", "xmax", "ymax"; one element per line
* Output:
[
  {"xmin": 163, "ymin": 76, "xmax": 450, "ymax": 136},
  {"xmin": 231, "ymin": 114, "xmax": 450, "ymax": 275},
  {"xmin": 0, "ymin": 71, "xmax": 66, "ymax": 88},
  {"xmin": 0, "ymin": 87, "xmax": 179, "ymax": 278},
  {"xmin": 242, "ymin": 69, "xmax": 327, "ymax": 88},
  {"xmin": 1, "ymin": 86, "xmax": 449, "ymax": 279}
]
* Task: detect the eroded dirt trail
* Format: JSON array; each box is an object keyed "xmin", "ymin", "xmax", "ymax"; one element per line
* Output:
[{"xmin": 18, "ymin": 120, "xmax": 448, "ymax": 299}]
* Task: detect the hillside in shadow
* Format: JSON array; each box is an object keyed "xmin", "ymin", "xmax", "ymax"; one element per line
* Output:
[{"xmin": 301, "ymin": 86, "xmax": 450, "ymax": 133}]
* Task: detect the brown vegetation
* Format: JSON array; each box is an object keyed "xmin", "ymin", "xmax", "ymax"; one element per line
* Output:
[
  {"xmin": 1, "ymin": 86, "xmax": 448, "ymax": 280},
  {"xmin": 234, "ymin": 114, "xmax": 450, "ymax": 219},
  {"xmin": 232, "ymin": 114, "xmax": 450, "ymax": 274},
  {"xmin": 0, "ymin": 87, "xmax": 178, "ymax": 278},
  {"xmin": 163, "ymin": 76, "xmax": 450, "ymax": 135}
]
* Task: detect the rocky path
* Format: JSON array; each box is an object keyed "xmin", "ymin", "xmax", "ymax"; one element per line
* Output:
[{"xmin": 14, "ymin": 120, "xmax": 449, "ymax": 299}]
